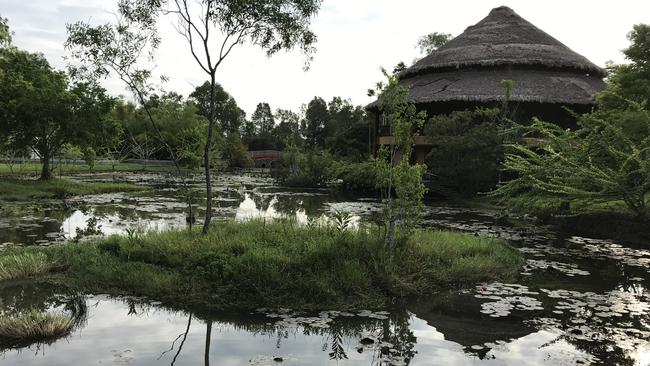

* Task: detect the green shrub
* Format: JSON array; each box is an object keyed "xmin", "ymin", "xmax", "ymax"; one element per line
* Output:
[
  {"xmin": 335, "ymin": 161, "xmax": 377, "ymax": 191},
  {"xmin": 271, "ymin": 145, "xmax": 336, "ymax": 187}
]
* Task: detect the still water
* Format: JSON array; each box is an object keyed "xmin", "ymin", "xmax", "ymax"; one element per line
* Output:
[{"xmin": 0, "ymin": 172, "xmax": 649, "ymax": 365}]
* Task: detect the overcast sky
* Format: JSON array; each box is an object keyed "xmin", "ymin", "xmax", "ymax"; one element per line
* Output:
[{"xmin": 2, "ymin": 0, "xmax": 649, "ymax": 117}]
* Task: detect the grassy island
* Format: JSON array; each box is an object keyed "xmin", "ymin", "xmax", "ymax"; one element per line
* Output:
[
  {"xmin": 0, "ymin": 178, "xmax": 145, "ymax": 201},
  {"xmin": 0, "ymin": 220, "xmax": 522, "ymax": 310}
]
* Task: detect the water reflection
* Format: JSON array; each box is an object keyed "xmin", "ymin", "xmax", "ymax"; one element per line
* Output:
[
  {"xmin": 1, "ymin": 172, "xmax": 649, "ymax": 364},
  {"xmin": 0, "ymin": 293, "xmax": 617, "ymax": 365}
]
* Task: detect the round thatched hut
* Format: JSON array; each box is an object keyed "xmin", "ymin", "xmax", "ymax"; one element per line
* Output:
[{"xmin": 369, "ymin": 6, "xmax": 606, "ymax": 162}]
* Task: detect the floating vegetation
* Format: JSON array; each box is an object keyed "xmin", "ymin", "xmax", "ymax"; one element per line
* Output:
[
  {"xmin": 255, "ymin": 308, "xmax": 391, "ymax": 329},
  {"xmin": 522, "ymin": 259, "xmax": 590, "ymax": 276},
  {"xmin": 475, "ymin": 283, "xmax": 543, "ymax": 317}
]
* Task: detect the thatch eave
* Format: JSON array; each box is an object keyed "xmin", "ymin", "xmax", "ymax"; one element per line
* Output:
[{"xmin": 366, "ymin": 68, "xmax": 606, "ymax": 110}]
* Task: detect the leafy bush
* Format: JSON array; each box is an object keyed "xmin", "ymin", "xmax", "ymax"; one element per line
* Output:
[
  {"xmin": 220, "ymin": 133, "xmax": 253, "ymax": 168},
  {"xmin": 494, "ymin": 105, "xmax": 650, "ymax": 219},
  {"xmin": 335, "ymin": 161, "xmax": 377, "ymax": 192},
  {"xmin": 271, "ymin": 145, "xmax": 336, "ymax": 187}
]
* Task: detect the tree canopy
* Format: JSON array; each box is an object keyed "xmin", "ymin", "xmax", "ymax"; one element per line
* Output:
[
  {"xmin": 416, "ymin": 32, "xmax": 452, "ymax": 56},
  {"xmin": 189, "ymin": 81, "xmax": 245, "ymax": 135},
  {"xmin": 0, "ymin": 30, "xmax": 115, "ymax": 179}
]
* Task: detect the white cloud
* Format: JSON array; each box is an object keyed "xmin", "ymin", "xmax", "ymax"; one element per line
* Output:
[{"xmin": 2, "ymin": 0, "xmax": 649, "ymax": 116}]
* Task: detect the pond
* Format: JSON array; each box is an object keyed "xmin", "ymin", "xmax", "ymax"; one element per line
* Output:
[{"xmin": 1, "ymin": 172, "xmax": 649, "ymax": 365}]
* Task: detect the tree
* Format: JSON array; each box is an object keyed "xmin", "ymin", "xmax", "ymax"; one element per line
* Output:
[
  {"xmin": 494, "ymin": 109, "xmax": 649, "ymax": 219},
  {"xmin": 0, "ymin": 44, "xmax": 115, "ymax": 180},
  {"xmin": 493, "ymin": 24, "xmax": 650, "ymax": 220},
  {"xmin": 371, "ymin": 72, "xmax": 427, "ymax": 247},
  {"xmin": 324, "ymin": 97, "xmax": 368, "ymax": 160},
  {"xmin": 416, "ymin": 32, "xmax": 451, "ymax": 56},
  {"xmin": 302, "ymin": 96, "xmax": 328, "ymax": 149},
  {"xmin": 189, "ymin": 81, "xmax": 245, "ymax": 135},
  {"xmin": 601, "ymin": 24, "xmax": 650, "ymax": 110},
  {"xmin": 113, "ymin": 0, "xmax": 322, "ymax": 234},
  {"xmin": 251, "ymin": 102, "xmax": 275, "ymax": 134},
  {"xmin": 273, "ymin": 108, "xmax": 302, "ymax": 149},
  {"xmin": 0, "ymin": 16, "xmax": 11, "ymax": 47}
]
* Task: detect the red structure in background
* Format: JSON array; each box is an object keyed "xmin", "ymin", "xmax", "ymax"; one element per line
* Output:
[{"xmin": 248, "ymin": 150, "xmax": 281, "ymax": 168}]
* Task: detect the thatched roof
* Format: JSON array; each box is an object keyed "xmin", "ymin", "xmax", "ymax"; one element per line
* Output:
[
  {"xmin": 401, "ymin": 6, "xmax": 606, "ymax": 79},
  {"xmin": 368, "ymin": 6, "xmax": 606, "ymax": 110},
  {"xmin": 378, "ymin": 68, "xmax": 605, "ymax": 106}
]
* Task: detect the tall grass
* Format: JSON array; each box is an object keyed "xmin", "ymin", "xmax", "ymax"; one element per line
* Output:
[
  {"xmin": 0, "ymin": 253, "xmax": 51, "ymax": 281},
  {"xmin": 0, "ymin": 310, "xmax": 73, "ymax": 348}
]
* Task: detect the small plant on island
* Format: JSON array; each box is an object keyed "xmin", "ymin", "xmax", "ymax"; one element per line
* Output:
[{"xmin": 371, "ymin": 71, "xmax": 428, "ymax": 247}]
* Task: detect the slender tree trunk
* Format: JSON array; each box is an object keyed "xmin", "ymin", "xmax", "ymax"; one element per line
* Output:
[
  {"xmin": 202, "ymin": 73, "xmax": 217, "ymax": 234},
  {"xmin": 388, "ymin": 219, "xmax": 396, "ymax": 248},
  {"xmin": 204, "ymin": 321, "xmax": 212, "ymax": 366},
  {"xmin": 40, "ymin": 150, "xmax": 52, "ymax": 180}
]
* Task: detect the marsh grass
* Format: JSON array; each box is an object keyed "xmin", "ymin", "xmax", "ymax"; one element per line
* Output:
[
  {"xmin": 1, "ymin": 220, "xmax": 522, "ymax": 310},
  {"xmin": 0, "ymin": 253, "xmax": 52, "ymax": 281},
  {"xmin": 0, "ymin": 310, "xmax": 73, "ymax": 349},
  {"xmin": 0, "ymin": 178, "xmax": 145, "ymax": 201}
]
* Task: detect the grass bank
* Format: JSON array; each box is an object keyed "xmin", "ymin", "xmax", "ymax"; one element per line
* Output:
[
  {"xmin": 0, "ymin": 162, "xmax": 179, "ymax": 176},
  {"xmin": 0, "ymin": 178, "xmax": 146, "ymax": 201},
  {"xmin": 0, "ymin": 220, "xmax": 522, "ymax": 310}
]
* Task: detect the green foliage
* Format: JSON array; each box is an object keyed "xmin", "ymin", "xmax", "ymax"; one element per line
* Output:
[
  {"xmin": 273, "ymin": 108, "xmax": 302, "ymax": 150},
  {"xmin": 302, "ymin": 96, "xmax": 329, "ymax": 149},
  {"xmin": 251, "ymin": 102, "xmax": 275, "ymax": 134},
  {"xmin": 0, "ymin": 43, "xmax": 115, "ymax": 180},
  {"xmin": 335, "ymin": 161, "xmax": 378, "ymax": 192},
  {"xmin": 189, "ymin": 81, "xmax": 245, "ymax": 135},
  {"xmin": 371, "ymin": 72, "xmax": 428, "ymax": 245},
  {"xmin": 494, "ymin": 25, "xmax": 650, "ymax": 220},
  {"xmin": 603, "ymin": 24, "xmax": 650, "ymax": 109},
  {"xmin": 416, "ymin": 32, "xmax": 451, "ymax": 55},
  {"xmin": 271, "ymin": 144, "xmax": 336, "ymax": 187},
  {"xmin": 324, "ymin": 97, "xmax": 369, "ymax": 159},
  {"xmin": 0, "ymin": 16, "xmax": 11, "ymax": 47},
  {"xmin": 220, "ymin": 133, "xmax": 253, "ymax": 168},
  {"xmin": 424, "ymin": 108, "xmax": 503, "ymax": 195},
  {"xmin": 3, "ymin": 221, "xmax": 521, "ymax": 310},
  {"xmin": 493, "ymin": 110, "xmax": 650, "ymax": 219}
]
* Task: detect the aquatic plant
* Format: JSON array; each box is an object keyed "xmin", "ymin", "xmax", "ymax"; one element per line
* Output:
[
  {"xmin": 0, "ymin": 310, "xmax": 73, "ymax": 349},
  {"xmin": 0, "ymin": 252, "xmax": 51, "ymax": 281},
  {"xmin": 332, "ymin": 210, "xmax": 354, "ymax": 233}
]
